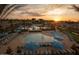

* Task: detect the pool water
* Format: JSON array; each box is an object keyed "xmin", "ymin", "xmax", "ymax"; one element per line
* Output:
[
  {"xmin": 50, "ymin": 40, "xmax": 64, "ymax": 49},
  {"xmin": 24, "ymin": 33, "xmax": 53, "ymax": 43},
  {"xmin": 24, "ymin": 32, "xmax": 64, "ymax": 49},
  {"xmin": 48, "ymin": 31, "xmax": 64, "ymax": 41}
]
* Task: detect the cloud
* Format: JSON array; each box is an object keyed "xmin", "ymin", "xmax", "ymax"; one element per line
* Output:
[
  {"xmin": 20, "ymin": 11, "xmax": 44, "ymax": 16},
  {"xmin": 6, "ymin": 4, "xmax": 79, "ymax": 21},
  {"xmin": 6, "ymin": 4, "xmax": 48, "ymax": 18}
]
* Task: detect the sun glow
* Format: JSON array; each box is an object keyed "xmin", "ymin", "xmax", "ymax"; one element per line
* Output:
[
  {"xmin": 54, "ymin": 17, "xmax": 61, "ymax": 21},
  {"xmin": 46, "ymin": 8, "xmax": 65, "ymax": 21}
]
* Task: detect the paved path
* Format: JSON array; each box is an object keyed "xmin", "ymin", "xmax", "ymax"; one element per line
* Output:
[{"xmin": 0, "ymin": 32, "xmax": 28, "ymax": 54}]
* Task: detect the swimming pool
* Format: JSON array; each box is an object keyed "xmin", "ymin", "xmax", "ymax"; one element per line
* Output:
[
  {"xmin": 24, "ymin": 32, "xmax": 64, "ymax": 49},
  {"xmin": 48, "ymin": 31, "xmax": 64, "ymax": 41},
  {"xmin": 24, "ymin": 33, "xmax": 53, "ymax": 43}
]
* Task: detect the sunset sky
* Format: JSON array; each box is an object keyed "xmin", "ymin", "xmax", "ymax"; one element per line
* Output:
[{"xmin": 6, "ymin": 4, "xmax": 79, "ymax": 21}]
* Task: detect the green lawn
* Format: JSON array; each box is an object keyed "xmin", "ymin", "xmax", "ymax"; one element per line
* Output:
[
  {"xmin": 58, "ymin": 27, "xmax": 79, "ymax": 43},
  {"xmin": 68, "ymin": 31, "xmax": 79, "ymax": 43}
]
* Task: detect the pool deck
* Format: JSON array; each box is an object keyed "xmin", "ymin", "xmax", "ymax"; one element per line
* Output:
[
  {"xmin": 0, "ymin": 32, "xmax": 28, "ymax": 54},
  {"xmin": 0, "ymin": 31, "xmax": 74, "ymax": 54},
  {"xmin": 42, "ymin": 31, "xmax": 73, "ymax": 49}
]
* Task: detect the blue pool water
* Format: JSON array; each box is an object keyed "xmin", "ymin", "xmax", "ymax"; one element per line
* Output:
[
  {"xmin": 24, "ymin": 42, "xmax": 40, "ymax": 50},
  {"xmin": 24, "ymin": 33, "xmax": 53, "ymax": 43},
  {"xmin": 49, "ymin": 31, "xmax": 64, "ymax": 41},
  {"xmin": 50, "ymin": 40, "xmax": 64, "ymax": 49},
  {"xmin": 24, "ymin": 32, "xmax": 64, "ymax": 49}
]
